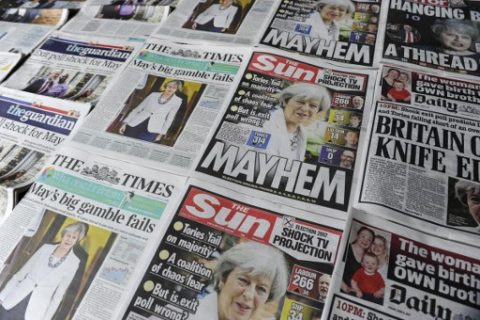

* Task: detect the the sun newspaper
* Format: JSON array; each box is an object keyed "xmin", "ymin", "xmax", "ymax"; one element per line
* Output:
[
  {"xmin": 0, "ymin": 146, "xmax": 186, "ymax": 320},
  {"xmin": 71, "ymin": 39, "xmax": 251, "ymax": 175},
  {"xmin": 355, "ymin": 64, "xmax": 480, "ymax": 243},
  {"xmin": 0, "ymin": 87, "xmax": 90, "ymax": 218},
  {"xmin": 194, "ymin": 48, "xmax": 375, "ymax": 217},
  {"xmin": 115, "ymin": 179, "xmax": 345, "ymax": 320},
  {"xmin": 1, "ymin": 31, "xmax": 142, "ymax": 106},
  {"xmin": 325, "ymin": 209, "xmax": 480, "ymax": 320}
]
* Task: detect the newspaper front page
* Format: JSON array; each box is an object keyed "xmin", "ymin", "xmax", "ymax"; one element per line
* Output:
[
  {"xmin": 382, "ymin": 0, "xmax": 480, "ymax": 78},
  {"xmin": 260, "ymin": 0, "xmax": 384, "ymax": 67},
  {"xmin": 117, "ymin": 179, "xmax": 345, "ymax": 320},
  {"xmin": 0, "ymin": 146, "xmax": 186, "ymax": 320},
  {"xmin": 1, "ymin": 31, "xmax": 142, "ymax": 106},
  {"xmin": 71, "ymin": 39, "xmax": 250, "ymax": 175},
  {"xmin": 0, "ymin": 52, "xmax": 21, "ymax": 82},
  {"xmin": 194, "ymin": 48, "xmax": 376, "ymax": 216},
  {"xmin": 325, "ymin": 210, "xmax": 480, "ymax": 320},
  {"xmin": 61, "ymin": 5, "xmax": 169, "ymax": 39},
  {"xmin": 0, "ymin": 87, "xmax": 90, "ymax": 217},
  {"xmin": 0, "ymin": 8, "xmax": 67, "ymax": 55},
  {"xmin": 153, "ymin": 0, "xmax": 279, "ymax": 46},
  {"xmin": 356, "ymin": 64, "xmax": 480, "ymax": 241}
]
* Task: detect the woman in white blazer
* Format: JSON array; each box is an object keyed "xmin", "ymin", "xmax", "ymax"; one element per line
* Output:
[
  {"xmin": 0, "ymin": 222, "xmax": 87, "ymax": 320},
  {"xmin": 304, "ymin": 0, "xmax": 354, "ymax": 41},
  {"xmin": 192, "ymin": 0, "xmax": 238, "ymax": 33},
  {"xmin": 119, "ymin": 79, "xmax": 183, "ymax": 142}
]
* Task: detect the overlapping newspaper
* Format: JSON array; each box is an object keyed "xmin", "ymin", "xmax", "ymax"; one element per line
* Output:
[
  {"xmin": 61, "ymin": 4, "xmax": 169, "ymax": 39},
  {"xmin": 1, "ymin": 31, "xmax": 142, "ymax": 106},
  {"xmin": 0, "ymin": 146, "xmax": 186, "ymax": 319},
  {"xmin": 0, "ymin": 8, "xmax": 67, "ymax": 55},
  {"xmin": 259, "ymin": 0, "xmax": 384, "ymax": 67},
  {"xmin": 71, "ymin": 39, "xmax": 250, "ymax": 175},
  {"xmin": 355, "ymin": 64, "xmax": 480, "ymax": 242},
  {"xmin": 0, "ymin": 52, "xmax": 21, "ymax": 82},
  {"xmin": 85, "ymin": 0, "xmax": 177, "ymax": 5},
  {"xmin": 153, "ymin": 0, "xmax": 278, "ymax": 45},
  {"xmin": 382, "ymin": 0, "xmax": 480, "ymax": 78},
  {"xmin": 325, "ymin": 209, "xmax": 480, "ymax": 320},
  {"xmin": 194, "ymin": 48, "xmax": 376, "ymax": 216},
  {"xmin": 0, "ymin": 0, "xmax": 86, "ymax": 9},
  {"xmin": 116, "ymin": 179, "xmax": 345, "ymax": 320},
  {"xmin": 0, "ymin": 87, "xmax": 90, "ymax": 217}
]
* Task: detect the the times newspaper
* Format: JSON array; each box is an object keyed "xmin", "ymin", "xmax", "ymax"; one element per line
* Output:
[
  {"xmin": 0, "ymin": 88, "xmax": 90, "ymax": 217},
  {"xmin": 0, "ymin": 8, "xmax": 68, "ymax": 55},
  {"xmin": 117, "ymin": 180, "xmax": 345, "ymax": 320},
  {"xmin": 0, "ymin": 146, "xmax": 186, "ymax": 320},
  {"xmin": 325, "ymin": 210, "xmax": 480, "ymax": 320},
  {"xmin": 382, "ymin": 0, "xmax": 480, "ymax": 78},
  {"xmin": 1, "ymin": 31, "xmax": 142, "ymax": 106},
  {"xmin": 194, "ymin": 48, "xmax": 375, "ymax": 216},
  {"xmin": 0, "ymin": 0, "xmax": 86, "ymax": 9},
  {"xmin": 260, "ymin": 0, "xmax": 384, "ymax": 67},
  {"xmin": 61, "ymin": 5, "xmax": 170, "ymax": 39},
  {"xmin": 0, "ymin": 52, "xmax": 21, "ymax": 82},
  {"xmin": 71, "ymin": 39, "xmax": 251, "ymax": 175},
  {"xmin": 152, "ymin": 0, "xmax": 278, "ymax": 46},
  {"xmin": 356, "ymin": 64, "xmax": 480, "ymax": 242}
]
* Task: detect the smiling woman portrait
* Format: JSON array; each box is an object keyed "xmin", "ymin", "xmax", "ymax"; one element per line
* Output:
[{"xmin": 304, "ymin": 0, "xmax": 355, "ymax": 40}]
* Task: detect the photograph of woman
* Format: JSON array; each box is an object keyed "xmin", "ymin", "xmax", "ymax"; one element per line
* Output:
[
  {"xmin": 190, "ymin": 0, "xmax": 239, "ymax": 33},
  {"xmin": 432, "ymin": 20, "xmax": 479, "ymax": 56},
  {"xmin": 0, "ymin": 222, "xmax": 87, "ymax": 320},
  {"xmin": 380, "ymin": 67, "xmax": 400, "ymax": 99},
  {"xmin": 450, "ymin": 179, "xmax": 480, "ymax": 232},
  {"xmin": 118, "ymin": 79, "xmax": 184, "ymax": 143},
  {"xmin": 263, "ymin": 83, "xmax": 331, "ymax": 161},
  {"xmin": 304, "ymin": 0, "xmax": 355, "ymax": 41}
]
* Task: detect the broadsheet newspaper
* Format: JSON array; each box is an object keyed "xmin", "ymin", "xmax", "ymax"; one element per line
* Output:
[
  {"xmin": 260, "ymin": 0, "xmax": 384, "ymax": 67},
  {"xmin": 356, "ymin": 64, "xmax": 480, "ymax": 242},
  {"xmin": 71, "ymin": 39, "xmax": 250, "ymax": 175},
  {"xmin": 194, "ymin": 48, "xmax": 376, "ymax": 216},
  {"xmin": 0, "ymin": 52, "xmax": 21, "ymax": 82},
  {"xmin": 0, "ymin": 87, "xmax": 90, "ymax": 217},
  {"xmin": 325, "ymin": 210, "xmax": 480, "ymax": 320},
  {"xmin": 383, "ymin": 0, "xmax": 480, "ymax": 78},
  {"xmin": 1, "ymin": 31, "xmax": 141, "ymax": 106},
  {"xmin": 117, "ymin": 180, "xmax": 345, "ymax": 320},
  {"xmin": 61, "ymin": 5, "xmax": 170, "ymax": 39},
  {"xmin": 153, "ymin": 0, "xmax": 278, "ymax": 45},
  {"xmin": 0, "ymin": 146, "xmax": 185, "ymax": 320},
  {"xmin": 0, "ymin": 8, "xmax": 68, "ymax": 55}
]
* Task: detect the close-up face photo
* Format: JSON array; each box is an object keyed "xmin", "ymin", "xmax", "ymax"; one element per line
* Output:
[
  {"xmin": 284, "ymin": 96, "xmax": 320, "ymax": 126},
  {"xmin": 440, "ymin": 29, "xmax": 472, "ymax": 51}
]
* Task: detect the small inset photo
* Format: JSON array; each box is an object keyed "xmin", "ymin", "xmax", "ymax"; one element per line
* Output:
[{"xmin": 447, "ymin": 177, "xmax": 480, "ymax": 232}]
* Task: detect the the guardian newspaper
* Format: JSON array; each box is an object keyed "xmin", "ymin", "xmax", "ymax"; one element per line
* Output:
[
  {"xmin": 356, "ymin": 64, "xmax": 480, "ymax": 241},
  {"xmin": 117, "ymin": 180, "xmax": 345, "ymax": 320},
  {"xmin": 195, "ymin": 49, "xmax": 375, "ymax": 216},
  {"xmin": 71, "ymin": 39, "xmax": 250, "ymax": 175},
  {"xmin": 325, "ymin": 210, "xmax": 480, "ymax": 320}
]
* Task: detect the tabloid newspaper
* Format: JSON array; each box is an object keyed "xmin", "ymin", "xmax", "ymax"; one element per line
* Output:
[
  {"xmin": 355, "ymin": 64, "xmax": 480, "ymax": 242},
  {"xmin": 116, "ymin": 179, "xmax": 345, "ymax": 320},
  {"xmin": 152, "ymin": 0, "xmax": 279, "ymax": 46},
  {"xmin": 71, "ymin": 39, "xmax": 251, "ymax": 175},
  {"xmin": 0, "ymin": 8, "xmax": 68, "ymax": 55},
  {"xmin": 382, "ymin": 0, "xmax": 480, "ymax": 78},
  {"xmin": 194, "ymin": 48, "xmax": 376, "ymax": 217},
  {"xmin": 0, "ymin": 146, "xmax": 186, "ymax": 320},
  {"xmin": 1, "ymin": 31, "xmax": 142, "ymax": 106},
  {"xmin": 61, "ymin": 4, "xmax": 170, "ymax": 39},
  {"xmin": 259, "ymin": 0, "xmax": 384, "ymax": 67},
  {"xmin": 0, "ymin": 52, "xmax": 21, "ymax": 82},
  {"xmin": 0, "ymin": 0, "xmax": 86, "ymax": 9},
  {"xmin": 325, "ymin": 210, "xmax": 480, "ymax": 320},
  {"xmin": 0, "ymin": 87, "xmax": 90, "ymax": 217}
]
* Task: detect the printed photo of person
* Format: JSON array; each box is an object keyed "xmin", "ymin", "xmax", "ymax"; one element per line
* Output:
[
  {"xmin": 0, "ymin": 211, "xmax": 116, "ymax": 320},
  {"xmin": 183, "ymin": 0, "xmax": 253, "ymax": 34},
  {"xmin": 97, "ymin": 3, "xmax": 164, "ymax": 22},
  {"xmin": 351, "ymin": 252, "xmax": 385, "ymax": 304},
  {"xmin": 348, "ymin": 113, "xmax": 361, "ymax": 128},
  {"xmin": 386, "ymin": 23, "xmax": 421, "ymax": 44},
  {"xmin": 431, "ymin": 20, "xmax": 479, "ymax": 56},
  {"xmin": 316, "ymin": 274, "xmax": 331, "ymax": 303},
  {"xmin": 0, "ymin": 142, "xmax": 44, "ymax": 188},
  {"xmin": 107, "ymin": 75, "xmax": 205, "ymax": 146},
  {"xmin": 447, "ymin": 178, "xmax": 480, "ymax": 232},
  {"xmin": 380, "ymin": 67, "xmax": 400, "ymax": 99},
  {"xmin": 350, "ymin": 96, "xmax": 364, "ymax": 110},
  {"xmin": 344, "ymin": 130, "xmax": 358, "ymax": 148},
  {"xmin": 304, "ymin": 0, "xmax": 355, "ymax": 41},
  {"xmin": 339, "ymin": 149, "xmax": 355, "ymax": 169},
  {"xmin": 387, "ymin": 80, "xmax": 410, "ymax": 102}
]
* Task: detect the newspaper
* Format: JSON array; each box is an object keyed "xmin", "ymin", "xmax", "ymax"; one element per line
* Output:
[
  {"xmin": 355, "ymin": 64, "xmax": 480, "ymax": 242},
  {"xmin": 0, "ymin": 8, "xmax": 67, "ymax": 55},
  {"xmin": 0, "ymin": 52, "xmax": 21, "ymax": 82},
  {"xmin": 152, "ymin": 0, "xmax": 279, "ymax": 46},
  {"xmin": 61, "ymin": 5, "xmax": 170, "ymax": 39},
  {"xmin": 259, "ymin": 0, "xmax": 384, "ymax": 67},
  {"xmin": 116, "ymin": 179, "xmax": 345, "ymax": 320},
  {"xmin": 0, "ymin": 146, "xmax": 186, "ymax": 320},
  {"xmin": 382, "ymin": 0, "xmax": 480, "ymax": 78},
  {"xmin": 1, "ymin": 31, "xmax": 142, "ymax": 106},
  {"xmin": 85, "ymin": 0, "xmax": 177, "ymax": 5},
  {"xmin": 194, "ymin": 48, "xmax": 376, "ymax": 217},
  {"xmin": 0, "ymin": 0, "xmax": 86, "ymax": 9},
  {"xmin": 71, "ymin": 39, "xmax": 251, "ymax": 175},
  {"xmin": 325, "ymin": 209, "xmax": 480, "ymax": 320}
]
